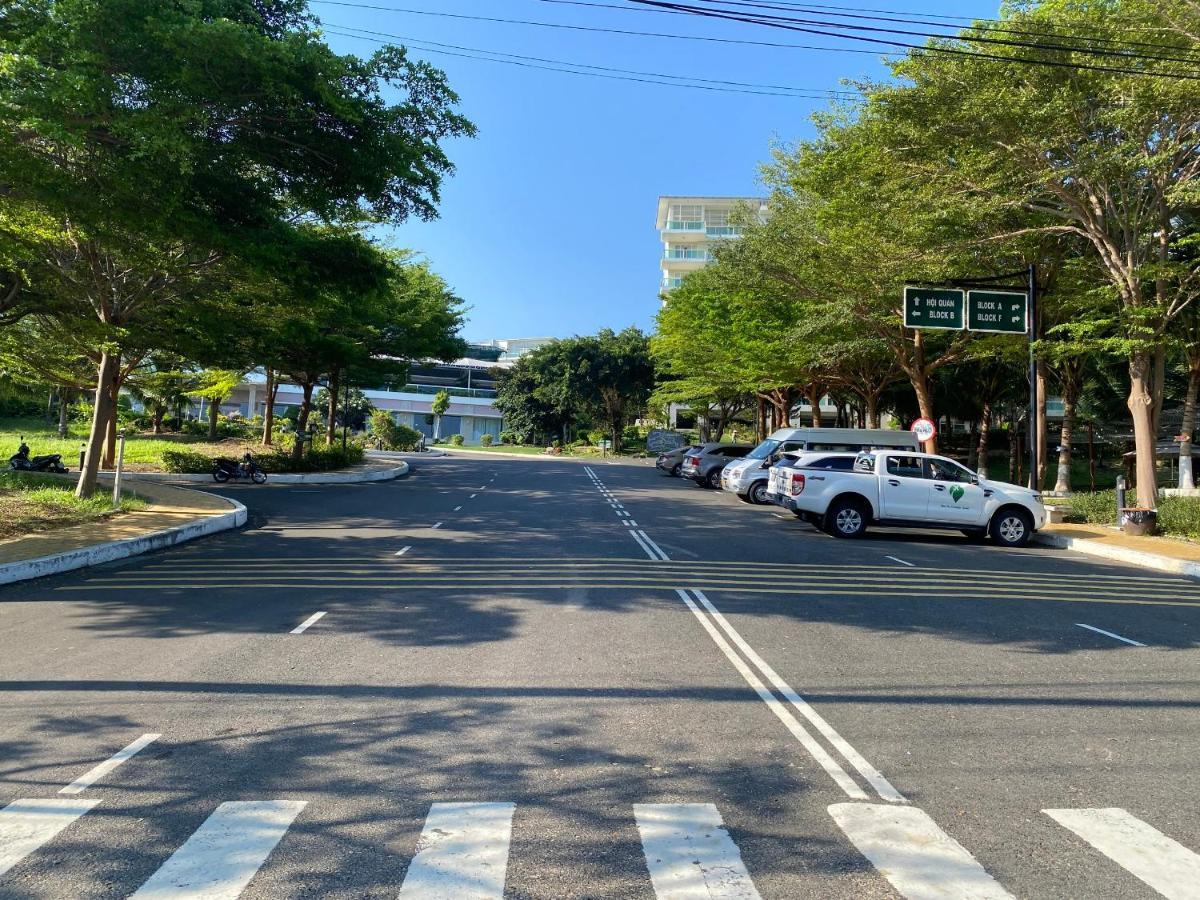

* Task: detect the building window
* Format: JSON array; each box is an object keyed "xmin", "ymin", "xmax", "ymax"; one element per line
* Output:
[
  {"xmin": 667, "ymin": 204, "xmax": 704, "ymax": 231},
  {"xmin": 664, "ymin": 245, "xmax": 709, "ymax": 261}
]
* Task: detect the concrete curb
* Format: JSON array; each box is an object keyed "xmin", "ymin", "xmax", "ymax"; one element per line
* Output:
[
  {"xmin": 1034, "ymin": 531, "xmax": 1200, "ymax": 580},
  {"xmin": 121, "ymin": 461, "xmax": 409, "ymax": 485},
  {"xmin": 0, "ymin": 490, "xmax": 247, "ymax": 587}
]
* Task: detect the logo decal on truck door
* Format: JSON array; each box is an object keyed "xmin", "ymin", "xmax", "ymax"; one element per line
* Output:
[{"xmin": 949, "ymin": 485, "xmax": 965, "ymax": 503}]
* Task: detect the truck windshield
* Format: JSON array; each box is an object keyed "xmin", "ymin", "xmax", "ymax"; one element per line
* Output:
[{"xmin": 746, "ymin": 439, "xmax": 781, "ymax": 460}]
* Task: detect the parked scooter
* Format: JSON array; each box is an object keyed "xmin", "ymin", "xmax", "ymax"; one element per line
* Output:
[
  {"xmin": 213, "ymin": 453, "xmax": 267, "ymax": 484},
  {"xmin": 8, "ymin": 442, "xmax": 68, "ymax": 474}
]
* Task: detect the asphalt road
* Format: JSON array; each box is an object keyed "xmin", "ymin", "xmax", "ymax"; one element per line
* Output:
[{"xmin": 1, "ymin": 452, "xmax": 1198, "ymax": 899}]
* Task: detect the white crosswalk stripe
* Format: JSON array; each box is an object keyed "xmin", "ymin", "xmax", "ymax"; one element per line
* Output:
[
  {"xmin": 635, "ymin": 803, "xmax": 761, "ymax": 900},
  {"xmin": 1045, "ymin": 807, "xmax": 1200, "ymax": 900},
  {"xmin": 0, "ymin": 798, "xmax": 101, "ymax": 878},
  {"xmin": 829, "ymin": 802, "xmax": 1015, "ymax": 900},
  {"xmin": 130, "ymin": 800, "xmax": 306, "ymax": 899},
  {"xmin": 398, "ymin": 801, "xmax": 515, "ymax": 899}
]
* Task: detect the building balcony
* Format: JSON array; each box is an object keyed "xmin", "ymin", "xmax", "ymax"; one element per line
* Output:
[{"xmin": 664, "ymin": 248, "xmax": 711, "ymax": 261}]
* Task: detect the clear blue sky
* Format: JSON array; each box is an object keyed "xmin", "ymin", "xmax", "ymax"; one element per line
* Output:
[{"xmin": 312, "ymin": 1, "xmax": 1001, "ymax": 343}]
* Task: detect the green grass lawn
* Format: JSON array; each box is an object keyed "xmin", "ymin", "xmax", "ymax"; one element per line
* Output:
[
  {"xmin": 1, "ymin": 417, "xmax": 218, "ymax": 469},
  {"xmin": 0, "ymin": 470, "xmax": 145, "ymax": 541}
]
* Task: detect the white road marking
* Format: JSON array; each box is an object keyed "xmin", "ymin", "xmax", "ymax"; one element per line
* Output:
[
  {"xmin": 470, "ymin": 494, "xmax": 477, "ymax": 499},
  {"xmin": 60, "ymin": 734, "xmax": 160, "ymax": 795},
  {"xmin": 396, "ymin": 546, "xmax": 412, "ymax": 557},
  {"xmin": 290, "ymin": 611, "xmax": 327, "ymax": 634},
  {"xmin": 1044, "ymin": 807, "xmax": 1200, "ymax": 899},
  {"xmin": 131, "ymin": 800, "xmax": 306, "ymax": 899},
  {"xmin": 630, "ymin": 529, "xmax": 662, "ymax": 561},
  {"xmin": 398, "ymin": 802, "xmax": 515, "ymax": 899},
  {"xmin": 431, "ymin": 522, "xmax": 443, "ymax": 529},
  {"xmin": 691, "ymin": 590, "xmax": 904, "ymax": 803},
  {"xmin": 0, "ymin": 798, "xmax": 101, "ymax": 877},
  {"xmin": 634, "ymin": 803, "xmax": 761, "ymax": 899},
  {"xmin": 675, "ymin": 590, "xmax": 868, "ymax": 800},
  {"xmin": 1075, "ymin": 623, "xmax": 1146, "ymax": 647},
  {"xmin": 884, "ymin": 556, "xmax": 915, "ymax": 567},
  {"xmin": 638, "ymin": 531, "xmax": 669, "ymax": 561},
  {"xmin": 626, "ymin": 520, "xmax": 639, "ymax": 528},
  {"xmin": 829, "ymin": 803, "xmax": 1014, "ymax": 899},
  {"xmin": 454, "ymin": 506, "xmax": 463, "ymax": 512}
]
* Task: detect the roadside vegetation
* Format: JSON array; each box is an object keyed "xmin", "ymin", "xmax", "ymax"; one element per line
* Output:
[
  {"xmin": 0, "ymin": 471, "xmax": 144, "ymax": 541},
  {"xmin": 648, "ymin": 0, "xmax": 1200, "ymax": 511},
  {"xmin": 1067, "ymin": 491, "xmax": 1200, "ymax": 542}
]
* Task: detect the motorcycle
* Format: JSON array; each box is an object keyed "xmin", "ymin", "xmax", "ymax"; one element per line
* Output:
[
  {"xmin": 9, "ymin": 442, "xmax": 68, "ymax": 474},
  {"xmin": 213, "ymin": 453, "xmax": 267, "ymax": 484}
]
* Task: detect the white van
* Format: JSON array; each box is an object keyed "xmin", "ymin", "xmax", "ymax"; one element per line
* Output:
[{"xmin": 721, "ymin": 427, "xmax": 920, "ymax": 504}]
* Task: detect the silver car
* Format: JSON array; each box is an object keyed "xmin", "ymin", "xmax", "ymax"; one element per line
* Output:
[
  {"xmin": 680, "ymin": 443, "xmax": 753, "ymax": 489},
  {"xmin": 656, "ymin": 444, "xmax": 702, "ymax": 477}
]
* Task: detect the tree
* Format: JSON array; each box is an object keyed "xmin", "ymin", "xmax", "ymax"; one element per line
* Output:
[
  {"xmin": 567, "ymin": 328, "xmax": 655, "ymax": 453},
  {"xmin": 431, "ymin": 390, "xmax": 451, "ymax": 441},
  {"xmin": 881, "ymin": 0, "xmax": 1200, "ymax": 505},
  {"xmin": 188, "ymin": 369, "xmax": 246, "ymax": 440},
  {"xmin": 0, "ymin": 0, "xmax": 474, "ymax": 496}
]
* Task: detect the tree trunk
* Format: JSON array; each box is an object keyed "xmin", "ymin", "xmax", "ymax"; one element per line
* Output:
[
  {"xmin": 1036, "ymin": 367, "xmax": 1048, "ymax": 490},
  {"xmin": 76, "ymin": 352, "xmax": 119, "ymax": 498},
  {"xmin": 1178, "ymin": 363, "xmax": 1200, "ymax": 491},
  {"xmin": 967, "ymin": 420, "xmax": 979, "ymax": 471},
  {"xmin": 910, "ymin": 370, "xmax": 937, "ymax": 454},
  {"xmin": 262, "ymin": 368, "xmax": 276, "ymax": 447},
  {"xmin": 976, "ymin": 400, "xmax": 992, "ymax": 477},
  {"xmin": 1152, "ymin": 342, "xmax": 1166, "ymax": 440},
  {"xmin": 326, "ymin": 368, "xmax": 340, "ymax": 446},
  {"xmin": 207, "ymin": 394, "xmax": 219, "ymax": 440},
  {"xmin": 756, "ymin": 397, "xmax": 767, "ymax": 442},
  {"xmin": 103, "ymin": 379, "xmax": 119, "ymax": 468},
  {"xmin": 865, "ymin": 393, "xmax": 880, "ymax": 429},
  {"xmin": 808, "ymin": 384, "xmax": 823, "ymax": 428},
  {"xmin": 1054, "ymin": 392, "xmax": 1076, "ymax": 494},
  {"xmin": 1088, "ymin": 422, "xmax": 1096, "ymax": 492},
  {"xmin": 1008, "ymin": 409, "xmax": 1019, "ymax": 484},
  {"xmin": 293, "ymin": 381, "xmax": 315, "ymax": 461},
  {"xmin": 1128, "ymin": 350, "xmax": 1159, "ymax": 508},
  {"xmin": 57, "ymin": 392, "xmax": 70, "ymax": 438},
  {"xmin": 152, "ymin": 405, "xmax": 165, "ymax": 435}
]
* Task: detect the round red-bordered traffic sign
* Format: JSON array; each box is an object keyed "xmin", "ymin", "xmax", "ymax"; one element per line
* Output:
[{"xmin": 910, "ymin": 418, "xmax": 937, "ymax": 443}]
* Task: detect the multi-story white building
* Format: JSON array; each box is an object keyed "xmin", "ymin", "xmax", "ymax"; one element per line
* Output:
[{"xmin": 656, "ymin": 196, "xmax": 766, "ymax": 295}]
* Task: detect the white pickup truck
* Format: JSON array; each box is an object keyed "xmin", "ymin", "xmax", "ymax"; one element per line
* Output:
[{"xmin": 771, "ymin": 450, "xmax": 1047, "ymax": 546}]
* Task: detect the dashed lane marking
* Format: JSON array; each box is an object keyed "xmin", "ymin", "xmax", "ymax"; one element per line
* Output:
[
  {"xmin": 60, "ymin": 734, "xmax": 160, "ymax": 795},
  {"xmin": 1075, "ymin": 623, "xmax": 1146, "ymax": 646},
  {"xmin": 290, "ymin": 611, "xmax": 327, "ymax": 634}
]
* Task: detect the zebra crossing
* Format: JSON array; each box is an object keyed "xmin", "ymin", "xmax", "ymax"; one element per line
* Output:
[{"xmin": 1, "ymin": 790, "xmax": 1197, "ymax": 897}]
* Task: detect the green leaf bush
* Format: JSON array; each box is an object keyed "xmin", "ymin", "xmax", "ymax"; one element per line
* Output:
[
  {"xmin": 480, "ymin": 433, "xmax": 493, "ymax": 446},
  {"xmin": 161, "ymin": 443, "xmax": 364, "ymax": 474}
]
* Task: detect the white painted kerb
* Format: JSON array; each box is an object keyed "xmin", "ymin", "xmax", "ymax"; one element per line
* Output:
[{"xmin": 0, "ymin": 490, "xmax": 247, "ymax": 586}]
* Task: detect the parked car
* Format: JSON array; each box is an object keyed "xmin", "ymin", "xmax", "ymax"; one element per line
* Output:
[
  {"xmin": 773, "ymin": 450, "xmax": 1046, "ymax": 546},
  {"xmin": 680, "ymin": 443, "xmax": 753, "ymax": 488},
  {"xmin": 722, "ymin": 427, "xmax": 921, "ymax": 505},
  {"xmin": 655, "ymin": 444, "xmax": 702, "ymax": 477},
  {"xmin": 766, "ymin": 452, "xmax": 860, "ymax": 518}
]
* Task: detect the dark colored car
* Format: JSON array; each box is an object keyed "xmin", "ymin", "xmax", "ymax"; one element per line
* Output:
[
  {"xmin": 680, "ymin": 443, "xmax": 753, "ymax": 489},
  {"xmin": 656, "ymin": 444, "xmax": 702, "ymax": 477}
]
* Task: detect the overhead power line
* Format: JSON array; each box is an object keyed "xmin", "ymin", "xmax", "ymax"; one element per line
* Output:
[
  {"xmin": 678, "ymin": 0, "xmax": 1200, "ymax": 61},
  {"xmin": 323, "ymin": 23, "xmax": 861, "ymax": 97},
  {"xmin": 626, "ymin": 0, "xmax": 1200, "ymax": 79}
]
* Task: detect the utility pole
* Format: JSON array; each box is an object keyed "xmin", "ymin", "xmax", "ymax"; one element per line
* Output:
[{"xmin": 1028, "ymin": 263, "xmax": 1038, "ymax": 492}]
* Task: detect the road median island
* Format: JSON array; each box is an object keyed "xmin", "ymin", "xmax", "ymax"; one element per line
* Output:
[
  {"xmin": 122, "ymin": 457, "xmax": 410, "ymax": 484},
  {"xmin": 1035, "ymin": 522, "xmax": 1200, "ymax": 580},
  {"xmin": 0, "ymin": 480, "xmax": 247, "ymax": 586}
]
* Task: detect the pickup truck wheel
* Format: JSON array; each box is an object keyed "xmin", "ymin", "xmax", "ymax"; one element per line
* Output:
[
  {"xmin": 826, "ymin": 498, "xmax": 868, "ymax": 538},
  {"xmin": 748, "ymin": 481, "xmax": 770, "ymax": 505},
  {"xmin": 990, "ymin": 508, "xmax": 1033, "ymax": 547}
]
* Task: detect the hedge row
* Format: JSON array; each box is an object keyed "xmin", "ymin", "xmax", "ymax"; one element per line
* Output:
[{"xmin": 161, "ymin": 443, "xmax": 365, "ymax": 474}]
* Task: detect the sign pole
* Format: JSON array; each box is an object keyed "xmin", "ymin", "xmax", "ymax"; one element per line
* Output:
[{"xmin": 1027, "ymin": 263, "xmax": 1038, "ymax": 491}]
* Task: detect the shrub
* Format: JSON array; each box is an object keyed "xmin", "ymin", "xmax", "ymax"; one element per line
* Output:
[
  {"xmin": 393, "ymin": 424, "xmax": 423, "ymax": 451},
  {"xmin": 449, "ymin": 434, "xmax": 465, "ymax": 446},
  {"xmin": 499, "ymin": 430, "xmax": 517, "ymax": 445},
  {"xmin": 160, "ymin": 443, "xmax": 365, "ymax": 474},
  {"xmin": 369, "ymin": 410, "xmax": 399, "ymax": 448},
  {"xmin": 1065, "ymin": 490, "xmax": 1117, "ymax": 525},
  {"xmin": 480, "ymin": 434, "xmax": 493, "ymax": 447},
  {"xmin": 161, "ymin": 449, "xmax": 214, "ymax": 474},
  {"xmin": 586, "ymin": 429, "xmax": 606, "ymax": 446},
  {"xmin": 1158, "ymin": 496, "xmax": 1200, "ymax": 539}
]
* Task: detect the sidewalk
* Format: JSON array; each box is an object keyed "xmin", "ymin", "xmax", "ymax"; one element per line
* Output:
[
  {"xmin": 0, "ymin": 480, "xmax": 246, "ymax": 586},
  {"xmin": 1036, "ymin": 522, "xmax": 1200, "ymax": 579}
]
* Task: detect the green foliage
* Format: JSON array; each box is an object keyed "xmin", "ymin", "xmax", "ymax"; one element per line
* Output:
[
  {"xmin": 480, "ymin": 433, "xmax": 493, "ymax": 446},
  {"xmin": 499, "ymin": 430, "xmax": 517, "ymax": 445},
  {"xmin": 449, "ymin": 433, "xmax": 465, "ymax": 446},
  {"xmin": 1065, "ymin": 491, "xmax": 1118, "ymax": 526},
  {"xmin": 431, "ymin": 390, "xmax": 452, "ymax": 417},
  {"xmin": 369, "ymin": 410, "xmax": 423, "ymax": 451},
  {"xmin": 161, "ymin": 443, "xmax": 364, "ymax": 474}
]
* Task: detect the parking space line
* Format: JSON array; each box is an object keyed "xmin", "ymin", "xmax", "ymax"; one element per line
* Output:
[
  {"xmin": 290, "ymin": 611, "xmax": 327, "ymax": 634},
  {"xmin": 1075, "ymin": 623, "xmax": 1146, "ymax": 646},
  {"xmin": 885, "ymin": 556, "xmax": 915, "ymax": 567},
  {"xmin": 395, "ymin": 546, "xmax": 412, "ymax": 557},
  {"xmin": 60, "ymin": 734, "xmax": 160, "ymax": 795},
  {"xmin": 431, "ymin": 522, "xmax": 443, "ymax": 529},
  {"xmin": 454, "ymin": 506, "xmax": 463, "ymax": 512}
]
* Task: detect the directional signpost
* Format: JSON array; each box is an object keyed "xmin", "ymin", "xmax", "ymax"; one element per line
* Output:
[
  {"xmin": 902, "ymin": 268, "xmax": 1038, "ymax": 489},
  {"xmin": 966, "ymin": 290, "xmax": 1028, "ymax": 334},
  {"xmin": 903, "ymin": 287, "xmax": 964, "ymax": 330}
]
